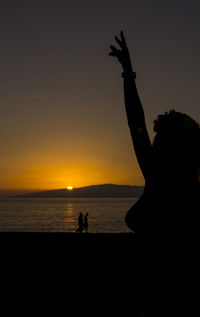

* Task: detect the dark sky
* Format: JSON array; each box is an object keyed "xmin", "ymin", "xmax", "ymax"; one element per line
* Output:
[{"xmin": 0, "ymin": 0, "xmax": 200, "ymax": 193}]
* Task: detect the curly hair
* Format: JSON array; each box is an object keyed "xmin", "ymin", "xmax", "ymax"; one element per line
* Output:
[{"xmin": 153, "ymin": 110, "xmax": 199, "ymax": 134}]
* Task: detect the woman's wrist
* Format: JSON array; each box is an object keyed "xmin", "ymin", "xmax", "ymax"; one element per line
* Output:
[
  {"xmin": 122, "ymin": 57, "xmax": 133, "ymax": 72},
  {"xmin": 122, "ymin": 64, "xmax": 133, "ymax": 72}
]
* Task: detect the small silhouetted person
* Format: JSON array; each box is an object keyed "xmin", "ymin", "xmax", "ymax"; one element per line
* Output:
[
  {"xmin": 109, "ymin": 30, "xmax": 200, "ymax": 316},
  {"xmin": 83, "ymin": 213, "xmax": 88, "ymax": 233},
  {"xmin": 77, "ymin": 212, "xmax": 83, "ymax": 233}
]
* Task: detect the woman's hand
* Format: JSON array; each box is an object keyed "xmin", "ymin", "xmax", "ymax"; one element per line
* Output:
[{"xmin": 108, "ymin": 30, "xmax": 133, "ymax": 72}]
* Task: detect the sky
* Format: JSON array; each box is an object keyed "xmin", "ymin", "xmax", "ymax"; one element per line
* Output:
[{"xmin": 0, "ymin": 0, "xmax": 200, "ymax": 195}]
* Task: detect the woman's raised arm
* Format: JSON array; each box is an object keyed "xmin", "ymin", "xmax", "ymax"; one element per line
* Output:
[{"xmin": 109, "ymin": 31, "xmax": 153, "ymax": 180}]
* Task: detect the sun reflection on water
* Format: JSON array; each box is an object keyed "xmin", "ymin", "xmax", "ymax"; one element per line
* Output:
[
  {"xmin": 66, "ymin": 202, "xmax": 73, "ymax": 213},
  {"xmin": 64, "ymin": 201, "xmax": 76, "ymax": 232}
]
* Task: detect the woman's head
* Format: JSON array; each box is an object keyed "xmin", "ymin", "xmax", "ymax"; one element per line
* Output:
[
  {"xmin": 153, "ymin": 110, "xmax": 199, "ymax": 134},
  {"xmin": 152, "ymin": 110, "xmax": 200, "ymax": 182}
]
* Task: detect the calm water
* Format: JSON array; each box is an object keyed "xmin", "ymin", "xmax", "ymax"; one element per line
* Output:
[{"xmin": 0, "ymin": 197, "xmax": 138, "ymax": 233}]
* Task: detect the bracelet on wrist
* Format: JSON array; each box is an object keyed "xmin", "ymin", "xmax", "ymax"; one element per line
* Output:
[{"xmin": 121, "ymin": 71, "xmax": 136, "ymax": 79}]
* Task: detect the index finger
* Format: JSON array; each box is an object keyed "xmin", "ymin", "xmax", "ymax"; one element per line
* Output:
[
  {"xmin": 120, "ymin": 30, "xmax": 127, "ymax": 46},
  {"xmin": 115, "ymin": 35, "xmax": 123, "ymax": 48}
]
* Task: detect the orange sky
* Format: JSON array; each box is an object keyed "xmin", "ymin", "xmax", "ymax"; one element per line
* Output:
[{"xmin": 0, "ymin": 134, "xmax": 145, "ymax": 195}]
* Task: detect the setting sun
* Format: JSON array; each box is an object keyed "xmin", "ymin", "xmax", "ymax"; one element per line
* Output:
[{"xmin": 67, "ymin": 186, "xmax": 73, "ymax": 190}]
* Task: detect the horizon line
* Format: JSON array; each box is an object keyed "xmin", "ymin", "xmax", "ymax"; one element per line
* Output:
[{"xmin": 0, "ymin": 183, "xmax": 145, "ymax": 197}]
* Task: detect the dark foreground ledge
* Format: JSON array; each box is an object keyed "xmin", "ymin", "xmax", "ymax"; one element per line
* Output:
[
  {"xmin": 0, "ymin": 233, "xmax": 144, "ymax": 314},
  {"xmin": 0, "ymin": 232, "xmax": 141, "ymax": 277}
]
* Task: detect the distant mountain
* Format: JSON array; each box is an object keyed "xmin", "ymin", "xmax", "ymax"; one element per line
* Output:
[{"xmin": 14, "ymin": 184, "xmax": 144, "ymax": 198}]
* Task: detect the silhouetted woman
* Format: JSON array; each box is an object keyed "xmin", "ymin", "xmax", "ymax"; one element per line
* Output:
[
  {"xmin": 83, "ymin": 213, "xmax": 88, "ymax": 233},
  {"xmin": 109, "ymin": 31, "xmax": 200, "ymax": 316}
]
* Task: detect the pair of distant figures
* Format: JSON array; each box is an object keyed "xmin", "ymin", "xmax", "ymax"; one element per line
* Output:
[{"xmin": 76, "ymin": 212, "xmax": 88, "ymax": 233}]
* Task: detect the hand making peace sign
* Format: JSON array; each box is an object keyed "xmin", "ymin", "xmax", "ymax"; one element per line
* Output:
[{"xmin": 108, "ymin": 30, "xmax": 133, "ymax": 72}]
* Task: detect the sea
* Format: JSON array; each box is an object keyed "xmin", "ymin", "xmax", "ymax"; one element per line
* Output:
[{"xmin": 0, "ymin": 197, "xmax": 138, "ymax": 233}]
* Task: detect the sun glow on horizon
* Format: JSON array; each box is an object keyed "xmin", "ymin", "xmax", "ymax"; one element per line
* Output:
[
  {"xmin": 0, "ymin": 161, "xmax": 144, "ymax": 194},
  {"xmin": 67, "ymin": 186, "xmax": 73, "ymax": 190}
]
